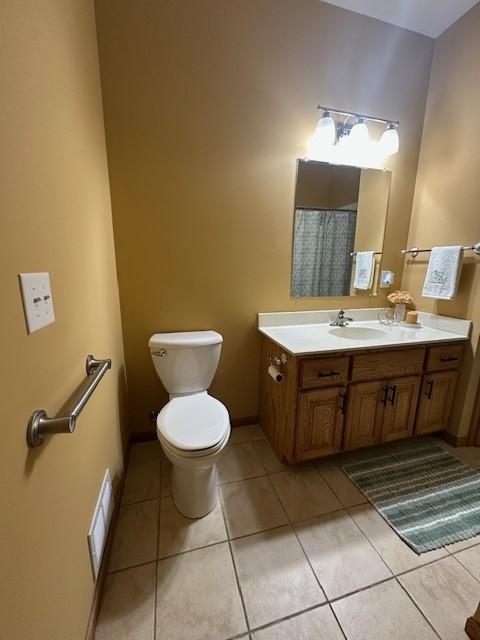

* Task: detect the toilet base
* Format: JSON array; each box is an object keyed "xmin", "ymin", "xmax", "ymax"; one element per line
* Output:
[{"xmin": 171, "ymin": 463, "xmax": 218, "ymax": 518}]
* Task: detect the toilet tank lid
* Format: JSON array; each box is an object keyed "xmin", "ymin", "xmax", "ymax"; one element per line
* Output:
[{"xmin": 149, "ymin": 330, "xmax": 223, "ymax": 349}]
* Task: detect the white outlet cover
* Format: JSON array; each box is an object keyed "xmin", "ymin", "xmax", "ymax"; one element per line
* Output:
[{"xmin": 19, "ymin": 272, "xmax": 55, "ymax": 334}]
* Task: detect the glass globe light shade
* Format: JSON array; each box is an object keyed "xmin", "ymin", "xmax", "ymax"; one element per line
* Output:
[
  {"xmin": 379, "ymin": 125, "xmax": 399, "ymax": 156},
  {"xmin": 349, "ymin": 119, "xmax": 370, "ymax": 147},
  {"xmin": 313, "ymin": 113, "xmax": 336, "ymax": 148}
]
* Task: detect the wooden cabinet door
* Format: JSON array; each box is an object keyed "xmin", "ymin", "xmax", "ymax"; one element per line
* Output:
[
  {"xmin": 344, "ymin": 381, "xmax": 386, "ymax": 450},
  {"xmin": 382, "ymin": 376, "xmax": 421, "ymax": 443},
  {"xmin": 415, "ymin": 371, "xmax": 458, "ymax": 434},
  {"xmin": 296, "ymin": 387, "xmax": 345, "ymax": 460}
]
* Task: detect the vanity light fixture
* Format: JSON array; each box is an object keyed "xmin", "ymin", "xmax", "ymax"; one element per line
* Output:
[
  {"xmin": 306, "ymin": 105, "xmax": 400, "ymax": 168},
  {"xmin": 306, "ymin": 109, "xmax": 336, "ymax": 158},
  {"xmin": 379, "ymin": 122, "xmax": 400, "ymax": 156}
]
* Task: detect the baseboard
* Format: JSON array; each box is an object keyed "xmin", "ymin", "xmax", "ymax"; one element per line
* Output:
[
  {"xmin": 466, "ymin": 616, "xmax": 480, "ymax": 640},
  {"xmin": 130, "ymin": 428, "xmax": 156, "ymax": 443},
  {"xmin": 84, "ymin": 471, "xmax": 125, "ymax": 640},
  {"xmin": 439, "ymin": 430, "xmax": 469, "ymax": 448},
  {"xmin": 231, "ymin": 415, "xmax": 259, "ymax": 427}
]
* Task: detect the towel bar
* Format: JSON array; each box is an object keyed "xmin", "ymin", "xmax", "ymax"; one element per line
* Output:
[
  {"xmin": 26, "ymin": 355, "xmax": 111, "ymax": 448},
  {"xmin": 402, "ymin": 243, "xmax": 480, "ymax": 258},
  {"xmin": 350, "ymin": 251, "xmax": 382, "ymax": 257}
]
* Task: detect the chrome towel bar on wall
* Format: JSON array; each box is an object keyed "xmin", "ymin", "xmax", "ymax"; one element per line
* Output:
[
  {"xmin": 402, "ymin": 243, "xmax": 480, "ymax": 258},
  {"xmin": 27, "ymin": 355, "xmax": 112, "ymax": 448}
]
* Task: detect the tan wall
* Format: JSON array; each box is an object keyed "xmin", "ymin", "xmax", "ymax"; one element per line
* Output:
[
  {"xmin": 402, "ymin": 3, "xmax": 480, "ymax": 438},
  {"xmin": 95, "ymin": 0, "xmax": 434, "ymax": 431},
  {"xmin": 294, "ymin": 162, "xmax": 360, "ymax": 209},
  {"xmin": 355, "ymin": 170, "xmax": 391, "ymax": 252},
  {"xmin": 0, "ymin": 2, "xmax": 127, "ymax": 639}
]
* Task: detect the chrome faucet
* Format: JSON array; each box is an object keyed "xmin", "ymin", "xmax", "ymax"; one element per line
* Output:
[{"xmin": 330, "ymin": 309, "xmax": 353, "ymax": 327}]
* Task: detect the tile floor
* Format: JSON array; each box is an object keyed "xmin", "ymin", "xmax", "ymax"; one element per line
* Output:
[{"xmin": 95, "ymin": 428, "xmax": 480, "ymax": 640}]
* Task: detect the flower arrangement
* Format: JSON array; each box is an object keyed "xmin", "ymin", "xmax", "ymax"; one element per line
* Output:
[
  {"xmin": 387, "ymin": 290, "xmax": 414, "ymax": 305},
  {"xmin": 386, "ymin": 290, "xmax": 414, "ymax": 322}
]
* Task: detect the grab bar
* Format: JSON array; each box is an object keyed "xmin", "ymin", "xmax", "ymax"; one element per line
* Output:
[{"xmin": 27, "ymin": 355, "xmax": 111, "ymax": 448}]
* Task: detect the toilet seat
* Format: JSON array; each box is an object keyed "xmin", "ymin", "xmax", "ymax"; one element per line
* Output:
[
  {"xmin": 157, "ymin": 392, "xmax": 230, "ymax": 452},
  {"xmin": 159, "ymin": 427, "xmax": 230, "ymax": 459}
]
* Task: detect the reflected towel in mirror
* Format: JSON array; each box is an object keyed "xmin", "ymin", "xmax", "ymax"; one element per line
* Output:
[{"xmin": 353, "ymin": 251, "xmax": 375, "ymax": 290}]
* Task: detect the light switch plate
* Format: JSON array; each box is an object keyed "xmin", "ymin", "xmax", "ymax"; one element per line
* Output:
[
  {"xmin": 18, "ymin": 272, "xmax": 55, "ymax": 333},
  {"xmin": 380, "ymin": 270, "xmax": 395, "ymax": 288}
]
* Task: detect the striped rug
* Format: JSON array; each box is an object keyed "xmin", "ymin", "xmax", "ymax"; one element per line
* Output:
[{"xmin": 342, "ymin": 445, "xmax": 480, "ymax": 553}]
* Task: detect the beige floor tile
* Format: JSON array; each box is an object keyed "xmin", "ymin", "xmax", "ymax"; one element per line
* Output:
[
  {"xmin": 217, "ymin": 442, "xmax": 266, "ymax": 484},
  {"xmin": 252, "ymin": 604, "xmax": 344, "ymax": 640},
  {"xmin": 252, "ymin": 438, "xmax": 289, "ymax": 474},
  {"xmin": 156, "ymin": 542, "xmax": 247, "ymax": 640},
  {"xmin": 295, "ymin": 510, "xmax": 391, "ymax": 599},
  {"xmin": 161, "ymin": 459, "xmax": 172, "ymax": 496},
  {"xmin": 447, "ymin": 534, "xmax": 480, "ymax": 554},
  {"xmin": 399, "ymin": 556, "xmax": 480, "ymax": 640},
  {"xmin": 109, "ymin": 500, "xmax": 159, "ymax": 572},
  {"xmin": 332, "ymin": 579, "xmax": 437, "ymax": 640},
  {"xmin": 122, "ymin": 459, "xmax": 161, "ymax": 505},
  {"xmin": 316, "ymin": 463, "xmax": 367, "ymax": 507},
  {"xmin": 270, "ymin": 465, "xmax": 342, "ymax": 522},
  {"xmin": 229, "ymin": 424, "xmax": 265, "ymax": 444},
  {"xmin": 220, "ymin": 476, "xmax": 288, "ymax": 538},
  {"xmin": 94, "ymin": 563, "xmax": 156, "ymax": 640},
  {"xmin": 129, "ymin": 440, "xmax": 162, "ymax": 465},
  {"xmin": 455, "ymin": 544, "xmax": 480, "ymax": 580},
  {"xmin": 231, "ymin": 525, "xmax": 324, "ymax": 628},
  {"xmin": 158, "ymin": 494, "xmax": 227, "ymax": 558},
  {"xmin": 349, "ymin": 504, "xmax": 447, "ymax": 574}
]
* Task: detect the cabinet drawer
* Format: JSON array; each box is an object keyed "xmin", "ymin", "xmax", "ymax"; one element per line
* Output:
[
  {"xmin": 351, "ymin": 348, "xmax": 425, "ymax": 381},
  {"xmin": 426, "ymin": 344, "xmax": 463, "ymax": 371},
  {"xmin": 300, "ymin": 356, "xmax": 349, "ymax": 389}
]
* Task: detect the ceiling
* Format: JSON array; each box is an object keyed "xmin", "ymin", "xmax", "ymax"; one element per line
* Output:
[{"xmin": 322, "ymin": 0, "xmax": 479, "ymax": 37}]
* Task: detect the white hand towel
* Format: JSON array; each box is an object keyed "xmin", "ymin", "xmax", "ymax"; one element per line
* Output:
[
  {"xmin": 422, "ymin": 246, "xmax": 463, "ymax": 300},
  {"xmin": 354, "ymin": 251, "xmax": 375, "ymax": 290}
]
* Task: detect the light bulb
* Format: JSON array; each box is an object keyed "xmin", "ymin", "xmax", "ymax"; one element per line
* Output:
[
  {"xmin": 349, "ymin": 119, "xmax": 370, "ymax": 147},
  {"xmin": 380, "ymin": 124, "xmax": 399, "ymax": 156},
  {"xmin": 306, "ymin": 111, "xmax": 336, "ymax": 160},
  {"xmin": 313, "ymin": 111, "xmax": 336, "ymax": 148}
]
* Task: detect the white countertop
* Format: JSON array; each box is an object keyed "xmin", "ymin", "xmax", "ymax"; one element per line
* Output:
[{"xmin": 258, "ymin": 308, "xmax": 471, "ymax": 356}]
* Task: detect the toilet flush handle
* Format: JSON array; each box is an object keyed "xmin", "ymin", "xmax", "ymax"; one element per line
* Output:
[{"xmin": 153, "ymin": 348, "xmax": 167, "ymax": 357}]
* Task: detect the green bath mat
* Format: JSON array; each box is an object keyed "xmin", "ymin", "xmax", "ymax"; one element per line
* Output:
[{"xmin": 342, "ymin": 445, "xmax": 480, "ymax": 553}]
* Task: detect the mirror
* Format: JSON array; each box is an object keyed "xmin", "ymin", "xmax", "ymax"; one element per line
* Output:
[{"xmin": 291, "ymin": 160, "xmax": 391, "ymax": 297}]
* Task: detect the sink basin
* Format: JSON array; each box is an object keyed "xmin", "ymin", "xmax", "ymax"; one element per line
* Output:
[{"xmin": 328, "ymin": 326, "xmax": 389, "ymax": 340}]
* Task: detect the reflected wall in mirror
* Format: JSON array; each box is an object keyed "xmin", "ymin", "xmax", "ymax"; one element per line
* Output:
[{"xmin": 291, "ymin": 160, "xmax": 391, "ymax": 297}]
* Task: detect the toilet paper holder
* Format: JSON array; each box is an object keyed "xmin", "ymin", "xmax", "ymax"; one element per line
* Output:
[
  {"xmin": 269, "ymin": 354, "xmax": 288, "ymax": 367},
  {"xmin": 268, "ymin": 353, "xmax": 288, "ymax": 383}
]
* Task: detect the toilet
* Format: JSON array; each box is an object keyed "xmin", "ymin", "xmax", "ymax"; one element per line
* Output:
[{"xmin": 148, "ymin": 330, "xmax": 230, "ymax": 518}]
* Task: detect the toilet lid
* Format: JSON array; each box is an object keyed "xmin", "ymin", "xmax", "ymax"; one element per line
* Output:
[{"xmin": 157, "ymin": 394, "xmax": 230, "ymax": 451}]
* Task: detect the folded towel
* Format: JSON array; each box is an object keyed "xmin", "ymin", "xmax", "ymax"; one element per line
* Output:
[
  {"xmin": 354, "ymin": 251, "xmax": 375, "ymax": 290},
  {"xmin": 422, "ymin": 246, "xmax": 463, "ymax": 300}
]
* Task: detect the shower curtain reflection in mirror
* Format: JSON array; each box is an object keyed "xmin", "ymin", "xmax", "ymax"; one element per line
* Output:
[{"xmin": 292, "ymin": 208, "xmax": 357, "ymax": 297}]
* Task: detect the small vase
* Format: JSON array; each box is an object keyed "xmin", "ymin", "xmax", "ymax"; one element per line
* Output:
[{"xmin": 395, "ymin": 303, "xmax": 406, "ymax": 322}]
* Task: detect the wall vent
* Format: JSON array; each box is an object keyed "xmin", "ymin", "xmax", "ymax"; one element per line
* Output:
[{"xmin": 87, "ymin": 469, "xmax": 114, "ymax": 579}]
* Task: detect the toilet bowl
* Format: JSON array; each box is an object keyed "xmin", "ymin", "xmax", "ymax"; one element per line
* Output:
[{"xmin": 149, "ymin": 331, "xmax": 230, "ymax": 518}]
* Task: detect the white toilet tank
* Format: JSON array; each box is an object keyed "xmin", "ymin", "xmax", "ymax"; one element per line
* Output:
[{"xmin": 149, "ymin": 330, "xmax": 223, "ymax": 394}]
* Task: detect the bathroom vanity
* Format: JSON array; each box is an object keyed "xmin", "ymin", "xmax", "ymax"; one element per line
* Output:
[{"xmin": 258, "ymin": 310, "xmax": 471, "ymax": 463}]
